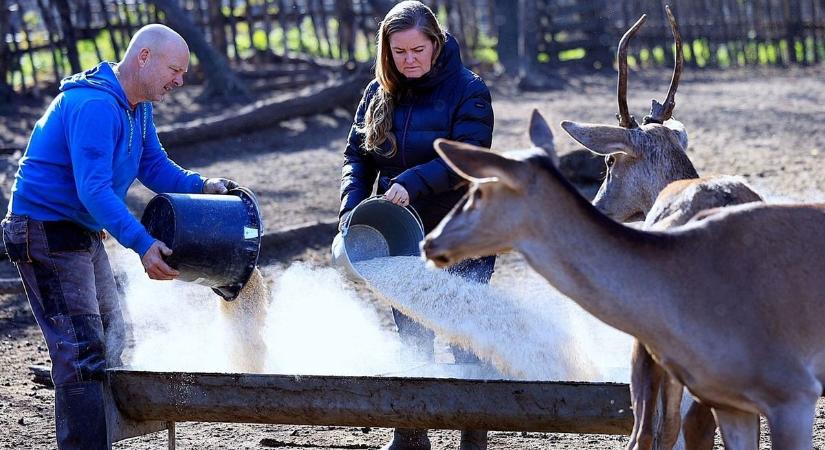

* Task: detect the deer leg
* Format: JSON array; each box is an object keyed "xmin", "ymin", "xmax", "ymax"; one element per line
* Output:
[
  {"xmin": 627, "ymin": 340, "xmax": 664, "ymax": 450},
  {"xmin": 712, "ymin": 408, "xmax": 759, "ymax": 450},
  {"xmin": 655, "ymin": 374, "xmax": 684, "ymax": 450},
  {"xmin": 765, "ymin": 398, "xmax": 817, "ymax": 450},
  {"xmin": 682, "ymin": 400, "xmax": 716, "ymax": 450}
]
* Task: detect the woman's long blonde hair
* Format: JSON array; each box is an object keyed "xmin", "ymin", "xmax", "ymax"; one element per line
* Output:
[{"xmin": 357, "ymin": 1, "xmax": 446, "ymax": 157}]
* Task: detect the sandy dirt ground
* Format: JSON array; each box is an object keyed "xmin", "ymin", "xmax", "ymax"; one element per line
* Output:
[{"xmin": 2, "ymin": 64, "xmax": 825, "ymax": 449}]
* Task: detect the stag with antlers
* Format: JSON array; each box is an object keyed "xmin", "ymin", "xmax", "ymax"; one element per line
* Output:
[{"xmin": 561, "ymin": 8, "xmax": 762, "ymax": 450}]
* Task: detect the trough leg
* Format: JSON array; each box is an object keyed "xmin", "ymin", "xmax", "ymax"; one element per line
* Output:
[{"xmin": 168, "ymin": 422, "xmax": 176, "ymax": 450}]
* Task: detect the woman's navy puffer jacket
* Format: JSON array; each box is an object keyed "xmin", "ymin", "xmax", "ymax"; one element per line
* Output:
[{"xmin": 339, "ymin": 34, "xmax": 494, "ymax": 232}]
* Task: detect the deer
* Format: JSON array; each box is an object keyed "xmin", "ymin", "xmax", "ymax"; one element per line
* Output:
[
  {"xmin": 558, "ymin": 9, "xmax": 763, "ymax": 450},
  {"xmin": 420, "ymin": 105, "xmax": 825, "ymax": 449}
]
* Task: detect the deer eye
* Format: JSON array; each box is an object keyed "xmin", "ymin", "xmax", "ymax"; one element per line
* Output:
[{"xmin": 605, "ymin": 154, "xmax": 616, "ymax": 168}]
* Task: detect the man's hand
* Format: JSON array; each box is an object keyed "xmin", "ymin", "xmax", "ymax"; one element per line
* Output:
[
  {"xmin": 141, "ymin": 240, "xmax": 180, "ymax": 280},
  {"xmin": 384, "ymin": 183, "xmax": 410, "ymax": 206},
  {"xmin": 203, "ymin": 178, "xmax": 240, "ymax": 194}
]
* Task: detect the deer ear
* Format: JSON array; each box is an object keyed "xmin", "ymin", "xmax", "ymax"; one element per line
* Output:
[
  {"xmin": 529, "ymin": 109, "xmax": 557, "ymax": 163},
  {"xmin": 560, "ymin": 121, "xmax": 637, "ymax": 158},
  {"xmin": 434, "ymin": 139, "xmax": 524, "ymax": 191}
]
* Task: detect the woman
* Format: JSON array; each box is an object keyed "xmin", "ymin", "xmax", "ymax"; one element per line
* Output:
[{"xmin": 338, "ymin": 2, "xmax": 495, "ymax": 449}]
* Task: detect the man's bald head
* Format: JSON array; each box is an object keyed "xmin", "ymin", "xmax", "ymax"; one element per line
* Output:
[
  {"xmin": 124, "ymin": 24, "xmax": 188, "ymax": 60},
  {"xmin": 116, "ymin": 24, "xmax": 190, "ymax": 104}
]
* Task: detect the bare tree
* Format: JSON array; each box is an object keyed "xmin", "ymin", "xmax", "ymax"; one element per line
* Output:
[{"xmin": 148, "ymin": 0, "xmax": 248, "ymax": 99}]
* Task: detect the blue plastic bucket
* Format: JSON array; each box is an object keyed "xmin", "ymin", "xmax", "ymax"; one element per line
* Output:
[{"xmin": 140, "ymin": 187, "xmax": 263, "ymax": 300}]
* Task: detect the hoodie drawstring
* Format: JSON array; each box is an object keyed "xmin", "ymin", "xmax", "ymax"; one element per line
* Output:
[
  {"xmin": 126, "ymin": 108, "xmax": 134, "ymax": 154},
  {"xmin": 125, "ymin": 104, "xmax": 148, "ymax": 154}
]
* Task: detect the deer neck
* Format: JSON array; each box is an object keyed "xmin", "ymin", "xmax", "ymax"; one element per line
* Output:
[{"xmin": 516, "ymin": 162, "xmax": 679, "ymax": 340}]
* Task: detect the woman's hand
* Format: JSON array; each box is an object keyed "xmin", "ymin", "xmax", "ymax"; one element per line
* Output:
[{"xmin": 384, "ymin": 183, "xmax": 410, "ymax": 206}]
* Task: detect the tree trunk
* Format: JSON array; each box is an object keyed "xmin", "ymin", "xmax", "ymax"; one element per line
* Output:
[
  {"xmin": 157, "ymin": 71, "xmax": 370, "ymax": 147},
  {"xmin": 148, "ymin": 0, "xmax": 248, "ymax": 99}
]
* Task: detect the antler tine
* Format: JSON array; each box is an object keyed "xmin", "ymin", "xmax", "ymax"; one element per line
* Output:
[
  {"xmin": 644, "ymin": 5, "xmax": 683, "ymax": 124},
  {"xmin": 617, "ymin": 14, "xmax": 646, "ymax": 129}
]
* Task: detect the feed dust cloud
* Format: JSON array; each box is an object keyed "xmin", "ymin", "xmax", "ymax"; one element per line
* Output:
[
  {"xmin": 356, "ymin": 256, "xmax": 631, "ymax": 381},
  {"xmin": 108, "ymin": 245, "xmax": 403, "ymax": 375},
  {"xmin": 108, "ymin": 245, "xmax": 631, "ymax": 381}
]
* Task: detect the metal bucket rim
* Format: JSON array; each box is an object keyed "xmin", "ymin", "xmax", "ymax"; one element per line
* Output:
[{"xmin": 341, "ymin": 196, "xmax": 424, "ymax": 238}]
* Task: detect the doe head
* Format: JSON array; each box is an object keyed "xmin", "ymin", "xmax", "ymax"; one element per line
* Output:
[{"xmin": 423, "ymin": 110, "xmax": 556, "ymax": 267}]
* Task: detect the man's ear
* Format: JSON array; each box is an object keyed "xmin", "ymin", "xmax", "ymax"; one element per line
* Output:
[{"xmin": 138, "ymin": 48, "xmax": 150, "ymax": 68}]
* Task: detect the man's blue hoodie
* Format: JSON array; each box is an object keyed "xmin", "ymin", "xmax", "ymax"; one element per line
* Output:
[{"xmin": 9, "ymin": 62, "xmax": 204, "ymax": 257}]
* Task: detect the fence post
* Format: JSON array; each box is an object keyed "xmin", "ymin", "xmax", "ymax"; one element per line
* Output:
[{"xmin": 783, "ymin": 0, "xmax": 804, "ymax": 64}]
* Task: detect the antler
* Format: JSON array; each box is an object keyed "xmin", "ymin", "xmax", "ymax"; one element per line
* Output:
[
  {"xmin": 616, "ymin": 14, "xmax": 646, "ymax": 129},
  {"xmin": 644, "ymin": 5, "xmax": 683, "ymax": 124}
]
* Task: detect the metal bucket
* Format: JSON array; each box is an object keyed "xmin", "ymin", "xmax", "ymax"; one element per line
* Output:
[
  {"xmin": 140, "ymin": 187, "xmax": 263, "ymax": 300},
  {"xmin": 331, "ymin": 197, "xmax": 424, "ymax": 282}
]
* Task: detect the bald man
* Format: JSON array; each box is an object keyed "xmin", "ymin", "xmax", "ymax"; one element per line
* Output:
[{"xmin": 2, "ymin": 24, "xmax": 236, "ymax": 449}]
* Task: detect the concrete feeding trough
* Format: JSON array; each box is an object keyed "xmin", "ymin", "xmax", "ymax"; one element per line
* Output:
[{"xmin": 106, "ymin": 365, "xmax": 633, "ymax": 448}]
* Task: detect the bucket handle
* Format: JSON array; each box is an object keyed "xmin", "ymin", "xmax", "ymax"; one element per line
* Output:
[{"xmin": 341, "ymin": 195, "xmax": 424, "ymax": 237}]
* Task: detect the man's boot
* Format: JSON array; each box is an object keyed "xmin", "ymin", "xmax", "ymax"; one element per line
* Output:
[
  {"xmin": 55, "ymin": 381, "xmax": 110, "ymax": 450},
  {"xmin": 459, "ymin": 430, "xmax": 487, "ymax": 450},
  {"xmin": 380, "ymin": 428, "xmax": 431, "ymax": 450}
]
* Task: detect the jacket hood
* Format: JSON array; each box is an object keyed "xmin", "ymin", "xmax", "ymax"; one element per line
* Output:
[
  {"xmin": 401, "ymin": 33, "xmax": 463, "ymax": 91},
  {"xmin": 60, "ymin": 62, "xmax": 131, "ymax": 110}
]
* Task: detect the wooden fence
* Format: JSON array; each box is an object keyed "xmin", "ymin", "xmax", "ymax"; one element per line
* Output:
[
  {"xmin": 618, "ymin": 0, "xmax": 825, "ymax": 67},
  {"xmin": 2, "ymin": 0, "xmax": 825, "ymax": 97},
  {"xmin": 0, "ymin": 0, "xmax": 495, "ymax": 96}
]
